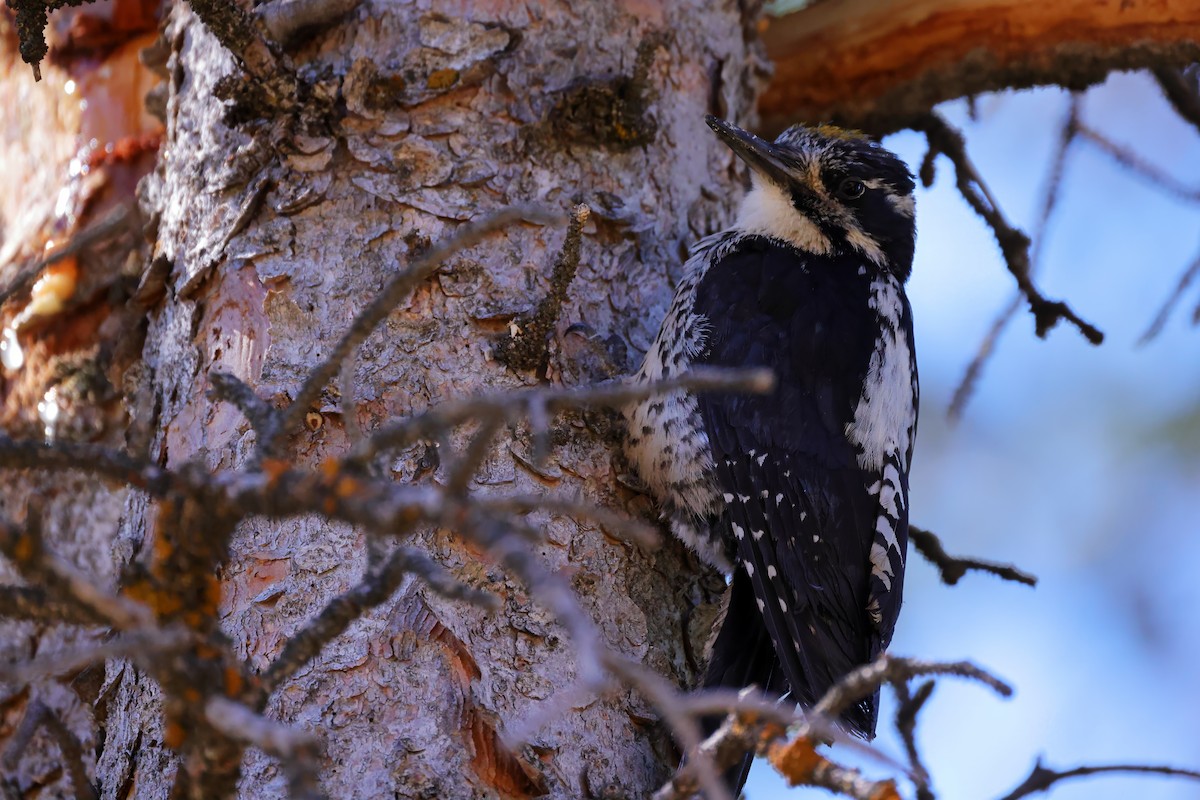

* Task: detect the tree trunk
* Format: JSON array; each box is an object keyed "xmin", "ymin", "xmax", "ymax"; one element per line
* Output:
[{"xmin": 2, "ymin": 1, "xmax": 765, "ymax": 797}]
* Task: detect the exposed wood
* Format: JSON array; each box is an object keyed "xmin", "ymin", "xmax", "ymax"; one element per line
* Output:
[{"xmin": 760, "ymin": 0, "xmax": 1200, "ymax": 134}]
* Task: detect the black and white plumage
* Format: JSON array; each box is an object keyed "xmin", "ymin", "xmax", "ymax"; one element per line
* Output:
[{"xmin": 624, "ymin": 117, "xmax": 918, "ymax": 783}]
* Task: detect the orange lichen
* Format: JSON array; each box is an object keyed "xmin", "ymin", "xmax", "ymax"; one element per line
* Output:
[
  {"xmin": 223, "ymin": 667, "xmax": 244, "ymax": 696},
  {"xmin": 164, "ymin": 719, "xmax": 185, "ymax": 749},
  {"xmin": 261, "ymin": 458, "xmax": 290, "ymax": 484},
  {"xmin": 426, "ymin": 68, "xmax": 459, "ymax": 90},
  {"xmin": 767, "ymin": 735, "xmax": 824, "ymax": 782},
  {"xmin": 767, "ymin": 735, "xmax": 901, "ymax": 800},
  {"xmin": 12, "ymin": 533, "xmax": 35, "ymax": 562}
]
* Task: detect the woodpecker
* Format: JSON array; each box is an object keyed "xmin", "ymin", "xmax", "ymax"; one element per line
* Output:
[{"xmin": 624, "ymin": 117, "xmax": 918, "ymax": 789}]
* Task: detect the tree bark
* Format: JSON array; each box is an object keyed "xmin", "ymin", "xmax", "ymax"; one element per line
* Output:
[{"xmin": 2, "ymin": 1, "xmax": 765, "ymax": 797}]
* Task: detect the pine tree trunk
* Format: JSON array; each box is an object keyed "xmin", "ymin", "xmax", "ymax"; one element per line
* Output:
[{"xmin": 2, "ymin": 1, "xmax": 765, "ymax": 797}]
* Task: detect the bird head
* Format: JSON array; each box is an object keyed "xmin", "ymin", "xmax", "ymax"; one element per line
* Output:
[{"xmin": 707, "ymin": 116, "xmax": 916, "ymax": 281}]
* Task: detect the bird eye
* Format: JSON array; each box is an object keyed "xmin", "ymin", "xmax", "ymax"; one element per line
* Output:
[{"xmin": 838, "ymin": 178, "xmax": 866, "ymax": 200}]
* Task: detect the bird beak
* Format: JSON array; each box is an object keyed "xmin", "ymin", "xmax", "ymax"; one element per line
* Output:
[{"xmin": 706, "ymin": 116, "xmax": 794, "ymax": 189}]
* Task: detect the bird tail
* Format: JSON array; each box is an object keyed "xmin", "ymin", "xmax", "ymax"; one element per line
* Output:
[{"xmin": 700, "ymin": 569, "xmax": 785, "ymax": 797}]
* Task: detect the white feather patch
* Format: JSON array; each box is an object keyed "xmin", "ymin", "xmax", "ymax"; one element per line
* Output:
[
  {"xmin": 846, "ymin": 275, "xmax": 915, "ymax": 473},
  {"xmin": 735, "ymin": 180, "xmax": 833, "ymax": 255}
]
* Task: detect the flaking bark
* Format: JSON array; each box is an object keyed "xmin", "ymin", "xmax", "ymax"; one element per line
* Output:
[{"xmin": 0, "ymin": 2, "xmax": 764, "ymax": 798}]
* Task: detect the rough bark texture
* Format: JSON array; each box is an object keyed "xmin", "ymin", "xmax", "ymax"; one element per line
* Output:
[
  {"xmin": 760, "ymin": 0, "xmax": 1200, "ymax": 134},
  {"xmin": 2, "ymin": 1, "xmax": 766, "ymax": 798}
]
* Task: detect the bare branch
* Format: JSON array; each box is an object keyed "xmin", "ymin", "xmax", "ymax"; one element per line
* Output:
[
  {"xmin": 918, "ymin": 111, "xmax": 1102, "ymax": 341},
  {"xmin": 915, "ymin": 112, "xmax": 1103, "ymax": 345},
  {"xmin": 263, "ymin": 206, "xmax": 560, "ymax": 460},
  {"xmin": 0, "ymin": 435, "xmax": 177, "ymax": 497},
  {"xmin": 0, "ymin": 586, "xmax": 109, "ymax": 626},
  {"xmin": 0, "ymin": 206, "xmax": 133, "ymax": 308},
  {"xmin": 205, "ymin": 697, "xmax": 326, "ymax": 800},
  {"xmin": 338, "ymin": 349, "xmax": 363, "ymax": 448},
  {"xmin": 814, "ymin": 655, "xmax": 1012, "ymax": 722},
  {"xmin": 0, "ymin": 513, "xmax": 154, "ymax": 629},
  {"xmin": 949, "ymin": 96, "xmax": 1080, "ymax": 420},
  {"xmin": 0, "ymin": 628, "xmax": 191, "ymax": 684},
  {"xmin": 1139, "ymin": 242, "xmax": 1200, "ymax": 344},
  {"xmin": 444, "ymin": 418, "xmax": 507, "ymax": 497},
  {"xmin": 759, "ymin": 0, "xmax": 1200, "ymax": 135},
  {"xmin": 1075, "ymin": 122, "xmax": 1200, "ymax": 203},
  {"xmin": 1152, "ymin": 66, "xmax": 1200, "ymax": 137},
  {"xmin": 2, "ymin": 699, "xmax": 97, "ymax": 800},
  {"xmin": 349, "ymin": 367, "xmax": 774, "ymax": 466},
  {"xmin": 473, "ymin": 493, "xmax": 659, "ymax": 549},
  {"xmin": 997, "ymin": 759, "xmax": 1200, "ymax": 800},
  {"xmin": 653, "ymin": 688, "xmax": 895, "ymax": 800},
  {"xmin": 893, "ymin": 680, "xmax": 936, "ymax": 800},
  {"xmin": 208, "ymin": 371, "xmax": 278, "ymax": 437},
  {"xmin": 909, "ymin": 526, "xmax": 1037, "ymax": 587},
  {"xmin": 652, "ymin": 703, "xmax": 771, "ymax": 800},
  {"xmin": 608, "ymin": 655, "xmax": 732, "ymax": 800}
]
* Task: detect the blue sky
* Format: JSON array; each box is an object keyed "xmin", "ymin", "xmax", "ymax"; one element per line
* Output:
[{"xmin": 746, "ymin": 72, "xmax": 1200, "ymax": 799}]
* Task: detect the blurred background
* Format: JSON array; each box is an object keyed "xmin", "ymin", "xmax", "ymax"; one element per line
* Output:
[{"xmin": 747, "ymin": 72, "xmax": 1200, "ymax": 799}]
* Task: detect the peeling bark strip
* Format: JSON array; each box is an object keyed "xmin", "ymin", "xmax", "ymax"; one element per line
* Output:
[{"xmin": 760, "ymin": 0, "xmax": 1200, "ymax": 133}]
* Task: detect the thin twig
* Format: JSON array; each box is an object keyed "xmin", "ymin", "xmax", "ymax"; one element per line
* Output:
[
  {"xmin": 948, "ymin": 96, "xmax": 1080, "ymax": 421},
  {"xmin": 814, "ymin": 655, "xmax": 1011, "ymax": 721},
  {"xmin": 480, "ymin": 516, "xmax": 606, "ymax": 690},
  {"xmin": 263, "ymin": 206, "xmax": 559, "ymax": 460},
  {"xmin": 0, "ymin": 513, "xmax": 154, "ymax": 629},
  {"xmin": 1138, "ymin": 244, "xmax": 1200, "ymax": 344},
  {"xmin": 208, "ymin": 371, "xmax": 278, "ymax": 437},
  {"xmin": 0, "ymin": 207, "xmax": 133, "ymax": 308},
  {"xmin": 909, "ymin": 526, "xmax": 1037, "ymax": 587},
  {"xmin": 656, "ymin": 685, "xmax": 904, "ymax": 800},
  {"xmin": 0, "ymin": 585, "xmax": 109, "ymax": 626},
  {"xmin": 0, "ymin": 628, "xmax": 191, "ymax": 684},
  {"xmin": 205, "ymin": 697, "xmax": 326, "ymax": 800},
  {"xmin": 1152, "ymin": 66, "xmax": 1200, "ymax": 137},
  {"xmin": 610, "ymin": 654, "xmax": 732, "ymax": 800},
  {"xmin": 996, "ymin": 759, "xmax": 1200, "ymax": 800},
  {"xmin": 206, "ymin": 697, "xmax": 320, "ymax": 759},
  {"xmin": 652, "ymin": 700, "xmax": 768, "ymax": 800},
  {"xmin": 0, "ymin": 436, "xmax": 177, "ymax": 496},
  {"xmin": 1075, "ymin": 122, "xmax": 1200, "ymax": 203},
  {"xmin": 915, "ymin": 111, "xmax": 1103, "ymax": 345},
  {"xmin": 349, "ymin": 367, "xmax": 774, "ymax": 466},
  {"xmin": 339, "ymin": 349, "xmax": 363, "ymax": 448},
  {"xmin": 444, "ymin": 418, "xmax": 506, "ymax": 497},
  {"xmin": 893, "ymin": 680, "xmax": 936, "ymax": 800},
  {"xmin": 2, "ymin": 699, "xmax": 97, "ymax": 800}
]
